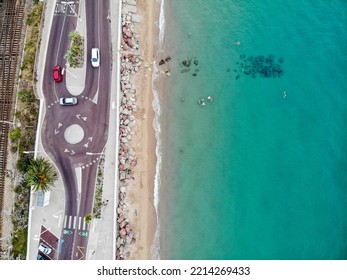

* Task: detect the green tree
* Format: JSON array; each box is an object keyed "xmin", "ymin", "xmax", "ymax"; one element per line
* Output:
[{"xmin": 26, "ymin": 157, "xmax": 58, "ymax": 192}]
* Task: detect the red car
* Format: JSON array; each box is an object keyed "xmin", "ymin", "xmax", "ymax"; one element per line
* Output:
[{"xmin": 53, "ymin": 65, "xmax": 62, "ymax": 82}]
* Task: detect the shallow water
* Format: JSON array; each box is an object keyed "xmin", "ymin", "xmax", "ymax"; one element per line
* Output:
[{"xmin": 157, "ymin": 0, "xmax": 347, "ymax": 260}]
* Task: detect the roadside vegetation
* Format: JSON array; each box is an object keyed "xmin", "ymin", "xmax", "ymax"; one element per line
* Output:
[
  {"xmin": 8, "ymin": 1, "xmax": 44, "ymax": 259},
  {"xmin": 65, "ymin": 31, "xmax": 84, "ymax": 68},
  {"xmin": 92, "ymin": 155, "xmax": 105, "ymax": 219},
  {"xmin": 26, "ymin": 157, "xmax": 58, "ymax": 193}
]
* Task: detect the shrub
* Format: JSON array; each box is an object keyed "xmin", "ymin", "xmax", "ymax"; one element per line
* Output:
[{"xmin": 9, "ymin": 128, "xmax": 21, "ymax": 142}]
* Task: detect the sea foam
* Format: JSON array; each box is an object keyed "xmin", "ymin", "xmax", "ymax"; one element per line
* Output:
[{"xmin": 150, "ymin": 0, "xmax": 165, "ymax": 260}]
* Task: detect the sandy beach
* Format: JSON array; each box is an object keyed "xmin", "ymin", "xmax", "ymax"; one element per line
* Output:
[{"xmin": 118, "ymin": 0, "xmax": 158, "ymax": 259}]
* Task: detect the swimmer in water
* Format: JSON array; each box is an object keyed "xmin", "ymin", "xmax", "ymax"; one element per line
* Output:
[
  {"xmin": 235, "ymin": 41, "xmax": 241, "ymax": 45},
  {"xmin": 284, "ymin": 91, "xmax": 287, "ymax": 98}
]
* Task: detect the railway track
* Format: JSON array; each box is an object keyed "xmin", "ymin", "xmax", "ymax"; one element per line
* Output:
[{"xmin": 0, "ymin": 0, "xmax": 26, "ymax": 252}]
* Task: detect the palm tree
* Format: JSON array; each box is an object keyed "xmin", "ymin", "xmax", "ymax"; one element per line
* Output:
[{"xmin": 26, "ymin": 157, "xmax": 58, "ymax": 192}]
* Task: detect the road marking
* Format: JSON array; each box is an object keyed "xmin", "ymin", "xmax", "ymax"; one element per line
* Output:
[
  {"xmin": 76, "ymin": 114, "xmax": 87, "ymax": 121},
  {"xmin": 54, "ymin": 129, "xmax": 59, "ymax": 135},
  {"xmin": 58, "ymin": 123, "xmax": 62, "ymax": 128},
  {"xmin": 83, "ymin": 220, "xmax": 86, "ymax": 231},
  {"xmin": 84, "ymin": 142, "xmax": 89, "ymax": 148},
  {"xmin": 87, "ymin": 137, "xmax": 93, "ymax": 142},
  {"xmin": 73, "ymin": 216, "xmax": 77, "ymax": 229},
  {"xmin": 64, "ymin": 149, "xmax": 70, "ymax": 153},
  {"xmin": 53, "ymin": 209, "xmax": 64, "ymax": 218},
  {"xmin": 78, "ymin": 217, "xmax": 81, "ymax": 230},
  {"xmin": 76, "ymin": 246, "xmax": 85, "ymax": 260},
  {"xmin": 70, "ymin": 150, "xmax": 75, "ymax": 155},
  {"xmin": 68, "ymin": 216, "xmax": 72, "ymax": 228},
  {"xmin": 64, "ymin": 215, "xmax": 67, "ymax": 228}
]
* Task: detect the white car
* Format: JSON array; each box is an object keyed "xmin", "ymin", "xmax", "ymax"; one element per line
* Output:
[
  {"xmin": 91, "ymin": 48, "xmax": 100, "ymax": 67},
  {"xmin": 38, "ymin": 243, "xmax": 52, "ymax": 255},
  {"xmin": 59, "ymin": 97, "xmax": 78, "ymax": 106}
]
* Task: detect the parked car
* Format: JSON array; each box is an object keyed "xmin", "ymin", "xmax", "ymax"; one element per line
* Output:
[
  {"xmin": 37, "ymin": 253, "xmax": 49, "ymax": 260},
  {"xmin": 59, "ymin": 97, "xmax": 78, "ymax": 106},
  {"xmin": 38, "ymin": 243, "xmax": 52, "ymax": 255},
  {"xmin": 53, "ymin": 65, "xmax": 63, "ymax": 82},
  {"xmin": 91, "ymin": 48, "xmax": 100, "ymax": 67}
]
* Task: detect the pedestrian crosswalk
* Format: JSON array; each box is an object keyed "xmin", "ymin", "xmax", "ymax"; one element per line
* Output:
[{"xmin": 63, "ymin": 215, "xmax": 90, "ymax": 231}]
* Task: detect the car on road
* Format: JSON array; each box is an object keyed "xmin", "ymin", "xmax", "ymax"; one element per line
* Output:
[
  {"xmin": 37, "ymin": 253, "xmax": 49, "ymax": 260},
  {"xmin": 59, "ymin": 97, "xmax": 78, "ymax": 106},
  {"xmin": 91, "ymin": 48, "xmax": 100, "ymax": 67},
  {"xmin": 79, "ymin": 231, "xmax": 88, "ymax": 237},
  {"xmin": 63, "ymin": 229, "xmax": 73, "ymax": 235},
  {"xmin": 38, "ymin": 243, "xmax": 52, "ymax": 255},
  {"xmin": 53, "ymin": 65, "xmax": 63, "ymax": 82}
]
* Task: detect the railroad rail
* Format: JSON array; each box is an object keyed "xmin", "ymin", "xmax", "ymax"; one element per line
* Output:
[{"xmin": 0, "ymin": 0, "xmax": 25, "ymax": 253}]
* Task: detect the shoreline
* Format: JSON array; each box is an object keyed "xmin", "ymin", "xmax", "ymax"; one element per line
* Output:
[{"xmin": 116, "ymin": 0, "xmax": 159, "ymax": 259}]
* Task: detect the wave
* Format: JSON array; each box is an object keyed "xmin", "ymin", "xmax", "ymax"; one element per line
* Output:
[
  {"xmin": 151, "ymin": 0, "xmax": 165, "ymax": 260},
  {"xmin": 151, "ymin": 64, "xmax": 162, "ymax": 260}
]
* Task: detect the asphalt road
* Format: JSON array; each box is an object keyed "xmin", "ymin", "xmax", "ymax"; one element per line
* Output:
[{"xmin": 41, "ymin": 0, "xmax": 111, "ymax": 260}]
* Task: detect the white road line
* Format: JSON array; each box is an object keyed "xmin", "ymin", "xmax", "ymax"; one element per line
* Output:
[
  {"xmin": 73, "ymin": 216, "xmax": 77, "ymax": 229},
  {"xmin": 78, "ymin": 216, "xmax": 82, "ymax": 230},
  {"xmin": 64, "ymin": 215, "xmax": 67, "ymax": 228},
  {"xmin": 82, "ymin": 220, "xmax": 86, "ymax": 231},
  {"xmin": 68, "ymin": 215, "xmax": 72, "ymax": 228}
]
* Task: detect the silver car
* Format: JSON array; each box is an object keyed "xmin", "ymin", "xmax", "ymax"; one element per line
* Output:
[
  {"xmin": 59, "ymin": 97, "xmax": 78, "ymax": 106},
  {"xmin": 38, "ymin": 243, "xmax": 52, "ymax": 255}
]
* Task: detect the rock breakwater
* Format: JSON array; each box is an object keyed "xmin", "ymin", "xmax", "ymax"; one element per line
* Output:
[{"xmin": 116, "ymin": 4, "xmax": 142, "ymax": 260}]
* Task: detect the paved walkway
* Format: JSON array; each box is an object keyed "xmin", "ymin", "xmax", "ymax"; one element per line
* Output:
[{"xmin": 27, "ymin": 0, "xmax": 121, "ymax": 260}]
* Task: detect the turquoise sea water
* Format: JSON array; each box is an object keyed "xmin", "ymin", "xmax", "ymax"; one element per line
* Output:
[{"xmin": 157, "ymin": 0, "xmax": 347, "ymax": 259}]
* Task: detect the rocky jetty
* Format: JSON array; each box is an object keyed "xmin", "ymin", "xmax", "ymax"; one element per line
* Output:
[{"xmin": 116, "ymin": 7, "xmax": 142, "ymax": 260}]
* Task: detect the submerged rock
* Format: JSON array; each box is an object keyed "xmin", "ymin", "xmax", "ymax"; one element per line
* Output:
[{"xmin": 182, "ymin": 60, "xmax": 191, "ymax": 67}]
